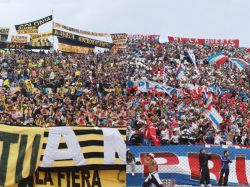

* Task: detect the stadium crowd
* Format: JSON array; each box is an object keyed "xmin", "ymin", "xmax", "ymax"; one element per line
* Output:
[{"xmin": 0, "ymin": 36, "xmax": 250, "ymax": 146}]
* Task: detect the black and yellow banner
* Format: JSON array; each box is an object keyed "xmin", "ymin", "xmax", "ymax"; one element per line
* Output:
[
  {"xmin": 0, "ymin": 41, "xmax": 51, "ymax": 50},
  {"xmin": 58, "ymin": 43, "xmax": 94, "ymax": 54},
  {"xmin": 0, "ymin": 125, "xmax": 125, "ymax": 186},
  {"xmin": 33, "ymin": 169, "xmax": 126, "ymax": 187},
  {"xmin": 39, "ymin": 126, "xmax": 126, "ymax": 170},
  {"xmin": 0, "ymin": 27, "xmax": 9, "ymax": 42},
  {"xmin": 15, "ymin": 15, "xmax": 53, "ymax": 34},
  {"xmin": 53, "ymin": 22, "xmax": 110, "ymax": 37},
  {"xmin": 111, "ymin": 33, "xmax": 127, "ymax": 50},
  {"xmin": 58, "ymin": 37, "xmax": 94, "ymax": 54},
  {"xmin": 30, "ymin": 31, "xmax": 52, "ymax": 41},
  {"xmin": 30, "ymin": 39, "xmax": 52, "ymax": 47},
  {"xmin": 0, "ymin": 125, "xmax": 44, "ymax": 186},
  {"xmin": 53, "ymin": 29, "xmax": 114, "ymax": 49},
  {"xmin": 17, "ymin": 169, "xmax": 126, "ymax": 187}
]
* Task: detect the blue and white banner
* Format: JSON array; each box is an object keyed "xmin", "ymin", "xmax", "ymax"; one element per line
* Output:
[
  {"xmin": 208, "ymin": 83, "xmax": 233, "ymax": 96},
  {"xmin": 127, "ymin": 145, "xmax": 250, "ymax": 186},
  {"xmin": 126, "ymin": 80, "xmax": 177, "ymax": 96}
]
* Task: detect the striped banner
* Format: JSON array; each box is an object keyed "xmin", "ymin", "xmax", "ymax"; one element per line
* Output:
[{"xmin": 39, "ymin": 126, "xmax": 126, "ymax": 171}]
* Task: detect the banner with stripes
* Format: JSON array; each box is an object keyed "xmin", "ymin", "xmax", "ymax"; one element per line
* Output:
[
  {"xmin": 0, "ymin": 125, "xmax": 126, "ymax": 186},
  {"xmin": 0, "ymin": 124, "xmax": 44, "ymax": 187},
  {"xmin": 39, "ymin": 126, "xmax": 126, "ymax": 171}
]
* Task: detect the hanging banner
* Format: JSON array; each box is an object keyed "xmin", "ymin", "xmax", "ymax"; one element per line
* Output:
[
  {"xmin": 0, "ymin": 27, "xmax": 9, "ymax": 41},
  {"xmin": 30, "ymin": 31, "xmax": 52, "ymax": 41},
  {"xmin": 0, "ymin": 41, "xmax": 51, "ymax": 50},
  {"xmin": 128, "ymin": 34, "xmax": 160, "ymax": 40},
  {"xmin": 39, "ymin": 126, "xmax": 126, "ymax": 170},
  {"xmin": 58, "ymin": 37, "xmax": 94, "ymax": 54},
  {"xmin": 53, "ymin": 22, "xmax": 110, "ymax": 37},
  {"xmin": 168, "ymin": 36, "xmax": 240, "ymax": 47},
  {"xmin": 30, "ymin": 39, "xmax": 52, "ymax": 47},
  {"xmin": 11, "ymin": 35, "xmax": 28, "ymax": 44},
  {"xmin": 33, "ymin": 169, "xmax": 126, "ymax": 187},
  {"xmin": 127, "ymin": 145, "xmax": 250, "ymax": 186},
  {"xmin": 111, "ymin": 33, "xmax": 127, "ymax": 49},
  {"xmin": 58, "ymin": 43, "xmax": 94, "ymax": 54},
  {"xmin": 0, "ymin": 125, "xmax": 44, "ymax": 187},
  {"xmin": 0, "ymin": 124, "xmax": 126, "ymax": 186},
  {"xmin": 15, "ymin": 15, "xmax": 53, "ymax": 34},
  {"xmin": 53, "ymin": 29, "xmax": 114, "ymax": 48}
]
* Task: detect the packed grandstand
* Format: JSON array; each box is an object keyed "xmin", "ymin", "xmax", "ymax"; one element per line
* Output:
[
  {"xmin": 1, "ymin": 36, "xmax": 249, "ymax": 147},
  {"xmin": 0, "ymin": 14, "xmax": 250, "ymax": 187}
]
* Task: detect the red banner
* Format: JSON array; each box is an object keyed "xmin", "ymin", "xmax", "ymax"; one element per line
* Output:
[{"xmin": 168, "ymin": 36, "xmax": 239, "ymax": 47}]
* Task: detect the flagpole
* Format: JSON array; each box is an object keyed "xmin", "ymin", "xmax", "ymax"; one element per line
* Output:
[{"xmin": 52, "ymin": 9, "xmax": 54, "ymax": 52}]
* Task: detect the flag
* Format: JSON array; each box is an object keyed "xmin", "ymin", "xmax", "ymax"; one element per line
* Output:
[
  {"xmin": 205, "ymin": 106, "xmax": 223, "ymax": 130},
  {"xmin": 146, "ymin": 118, "xmax": 161, "ymax": 146},
  {"xmin": 229, "ymin": 58, "xmax": 249, "ymax": 71},
  {"xmin": 187, "ymin": 49, "xmax": 200, "ymax": 75},
  {"xmin": 163, "ymin": 63, "xmax": 167, "ymax": 83},
  {"xmin": 208, "ymin": 53, "xmax": 228, "ymax": 66},
  {"xmin": 187, "ymin": 49, "xmax": 196, "ymax": 65},
  {"xmin": 176, "ymin": 63, "xmax": 186, "ymax": 80},
  {"xmin": 204, "ymin": 92, "xmax": 213, "ymax": 108}
]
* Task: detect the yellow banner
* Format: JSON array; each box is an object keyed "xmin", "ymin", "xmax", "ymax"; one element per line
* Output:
[
  {"xmin": 17, "ymin": 28, "xmax": 38, "ymax": 34},
  {"xmin": 58, "ymin": 43, "xmax": 94, "ymax": 54},
  {"xmin": 34, "ymin": 170, "xmax": 126, "ymax": 187},
  {"xmin": 0, "ymin": 125, "xmax": 45, "ymax": 186},
  {"xmin": 30, "ymin": 31, "xmax": 52, "ymax": 41},
  {"xmin": 11, "ymin": 35, "xmax": 28, "ymax": 44}
]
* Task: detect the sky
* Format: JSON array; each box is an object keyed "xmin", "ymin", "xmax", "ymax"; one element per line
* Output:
[{"xmin": 0, "ymin": 0, "xmax": 250, "ymax": 47}]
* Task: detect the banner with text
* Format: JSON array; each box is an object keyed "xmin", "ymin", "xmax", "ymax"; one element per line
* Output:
[
  {"xmin": 15, "ymin": 15, "xmax": 53, "ymax": 34},
  {"xmin": 30, "ymin": 31, "xmax": 52, "ymax": 41},
  {"xmin": 58, "ymin": 37, "xmax": 94, "ymax": 54},
  {"xmin": 0, "ymin": 41, "xmax": 51, "ymax": 50},
  {"xmin": 111, "ymin": 33, "xmax": 127, "ymax": 49},
  {"xmin": 0, "ymin": 125, "xmax": 126, "ymax": 186},
  {"xmin": 53, "ymin": 29, "xmax": 114, "ymax": 48},
  {"xmin": 39, "ymin": 126, "xmax": 126, "ymax": 170},
  {"xmin": 0, "ymin": 125, "xmax": 44, "ymax": 186},
  {"xmin": 168, "ymin": 36, "xmax": 240, "ymax": 47},
  {"xmin": 33, "ymin": 169, "xmax": 126, "ymax": 187},
  {"xmin": 127, "ymin": 145, "xmax": 250, "ymax": 186},
  {"xmin": 11, "ymin": 35, "xmax": 28, "ymax": 44},
  {"xmin": 0, "ymin": 27, "xmax": 9, "ymax": 41},
  {"xmin": 53, "ymin": 22, "xmax": 110, "ymax": 37}
]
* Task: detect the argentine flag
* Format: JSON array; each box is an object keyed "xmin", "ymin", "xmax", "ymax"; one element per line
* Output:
[
  {"xmin": 205, "ymin": 106, "xmax": 223, "ymax": 130},
  {"xmin": 229, "ymin": 58, "xmax": 249, "ymax": 71},
  {"xmin": 208, "ymin": 53, "xmax": 228, "ymax": 66}
]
